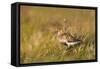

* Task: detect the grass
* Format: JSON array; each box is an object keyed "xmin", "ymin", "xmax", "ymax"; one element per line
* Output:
[{"xmin": 20, "ymin": 6, "xmax": 96, "ymax": 64}]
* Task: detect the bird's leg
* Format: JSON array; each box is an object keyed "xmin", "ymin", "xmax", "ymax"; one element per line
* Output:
[{"xmin": 67, "ymin": 45, "xmax": 70, "ymax": 48}]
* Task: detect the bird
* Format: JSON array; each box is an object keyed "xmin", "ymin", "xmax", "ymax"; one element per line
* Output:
[{"xmin": 56, "ymin": 30, "xmax": 81, "ymax": 47}]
